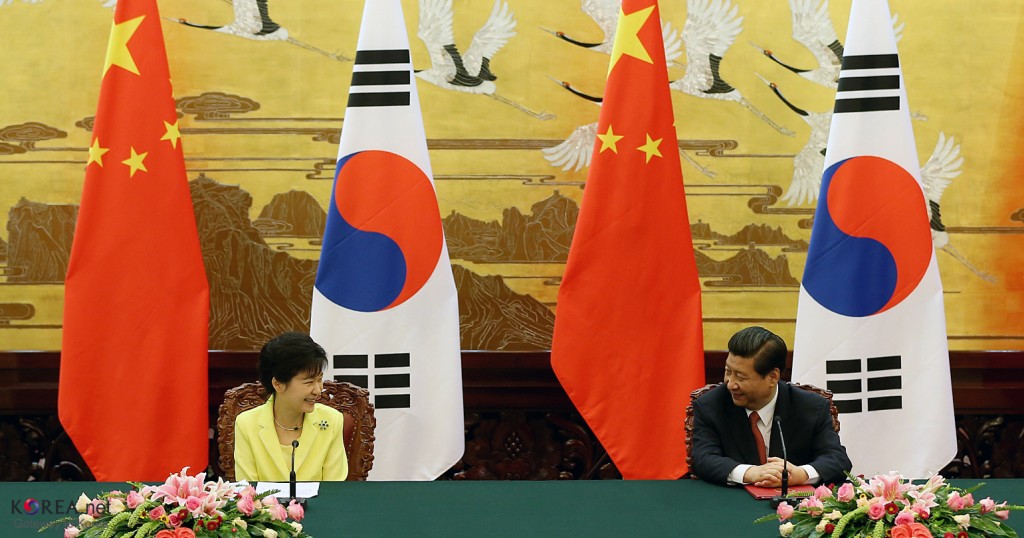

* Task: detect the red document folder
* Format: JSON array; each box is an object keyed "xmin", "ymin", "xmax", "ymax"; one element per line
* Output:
[{"xmin": 744, "ymin": 484, "xmax": 816, "ymax": 500}]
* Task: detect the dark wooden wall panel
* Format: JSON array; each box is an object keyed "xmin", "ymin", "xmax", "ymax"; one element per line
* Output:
[{"xmin": 0, "ymin": 350, "xmax": 1021, "ymax": 481}]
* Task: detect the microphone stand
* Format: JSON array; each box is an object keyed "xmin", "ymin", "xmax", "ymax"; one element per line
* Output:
[
  {"xmin": 769, "ymin": 416, "xmax": 790, "ymax": 509},
  {"xmin": 289, "ymin": 440, "xmax": 308, "ymax": 509}
]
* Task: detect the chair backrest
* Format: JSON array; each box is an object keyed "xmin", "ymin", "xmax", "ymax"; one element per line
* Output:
[
  {"xmin": 790, "ymin": 382, "xmax": 841, "ymax": 434},
  {"xmin": 683, "ymin": 382, "xmax": 839, "ymax": 479},
  {"xmin": 217, "ymin": 380, "xmax": 376, "ymax": 481}
]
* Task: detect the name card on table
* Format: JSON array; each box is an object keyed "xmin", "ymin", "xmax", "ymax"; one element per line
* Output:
[{"xmin": 255, "ymin": 482, "xmax": 321, "ymax": 500}]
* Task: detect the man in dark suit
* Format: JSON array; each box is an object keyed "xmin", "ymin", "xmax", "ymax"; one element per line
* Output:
[{"xmin": 691, "ymin": 326, "xmax": 852, "ymax": 486}]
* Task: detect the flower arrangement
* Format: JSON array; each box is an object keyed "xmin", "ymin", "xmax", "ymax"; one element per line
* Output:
[
  {"xmin": 39, "ymin": 468, "xmax": 310, "ymax": 538},
  {"xmin": 755, "ymin": 473, "xmax": 1023, "ymax": 538}
]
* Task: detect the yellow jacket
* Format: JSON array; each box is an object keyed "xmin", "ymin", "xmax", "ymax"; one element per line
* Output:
[{"xmin": 234, "ymin": 395, "xmax": 348, "ymax": 481}]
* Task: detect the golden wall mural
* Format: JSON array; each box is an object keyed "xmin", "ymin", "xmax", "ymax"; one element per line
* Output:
[{"xmin": 1, "ymin": 0, "xmax": 1022, "ymax": 351}]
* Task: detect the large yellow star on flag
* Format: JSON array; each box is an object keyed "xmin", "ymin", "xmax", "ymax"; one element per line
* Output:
[
  {"xmin": 104, "ymin": 15, "xmax": 145, "ymax": 77},
  {"xmin": 160, "ymin": 120, "xmax": 182, "ymax": 149},
  {"xmin": 597, "ymin": 125, "xmax": 624, "ymax": 154},
  {"xmin": 637, "ymin": 133, "xmax": 663, "ymax": 163},
  {"xmin": 122, "ymin": 147, "xmax": 149, "ymax": 177},
  {"xmin": 87, "ymin": 139, "xmax": 109, "ymax": 168},
  {"xmin": 609, "ymin": 5, "xmax": 654, "ymax": 72}
]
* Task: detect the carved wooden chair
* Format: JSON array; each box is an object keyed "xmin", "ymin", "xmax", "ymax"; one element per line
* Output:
[
  {"xmin": 217, "ymin": 380, "xmax": 376, "ymax": 481},
  {"xmin": 683, "ymin": 382, "xmax": 840, "ymax": 480}
]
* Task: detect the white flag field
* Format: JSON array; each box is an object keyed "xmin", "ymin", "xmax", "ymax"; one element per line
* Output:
[
  {"xmin": 791, "ymin": 0, "xmax": 956, "ymax": 478},
  {"xmin": 310, "ymin": 0, "xmax": 464, "ymax": 481}
]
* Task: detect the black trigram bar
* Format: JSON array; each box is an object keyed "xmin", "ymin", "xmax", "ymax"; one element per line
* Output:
[
  {"xmin": 334, "ymin": 354, "xmax": 368, "ymax": 369},
  {"xmin": 867, "ymin": 396, "xmax": 902, "ymax": 411},
  {"xmin": 841, "ymin": 54, "xmax": 899, "ymax": 70},
  {"xmin": 351, "ymin": 70, "xmax": 411, "ymax": 86},
  {"xmin": 355, "ymin": 49, "xmax": 411, "ymax": 64},
  {"xmin": 834, "ymin": 96, "xmax": 899, "ymax": 114},
  {"xmin": 375, "ymin": 373, "xmax": 410, "ymax": 389},
  {"xmin": 867, "ymin": 355, "xmax": 901, "ymax": 371},
  {"xmin": 376, "ymin": 394, "xmax": 411, "ymax": 409},
  {"xmin": 867, "ymin": 376, "xmax": 901, "ymax": 391},
  {"xmin": 826, "ymin": 359, "xmax": 861, "ymax": 374},
  {"xmin": 834, "ymin": 53, "xmax": 900, "ymax": 114},
  {"xmin": 376, "ymin": 353, "xmax": 410, "ymax": 368},
  {"xmin": 827, "ymin": 379, "xmax": 862, "ymax": 394},
  {"xmin": 837, "ymin": 75, "xmax": 900, "ymax": 92},
  {"xmin": 348, "ymin": 92, "xmax": 410, "ymax": 108},
  {"xmin": 349, "ymin": 49, "xmax": 411, "ymax": 108},
  {"xmin": 835, "ymin": 400, "xmax": 863, "ymax": 414},
  {"xmin": 334, "ymin": 374, "xmax": 369, "ymax": 388}
]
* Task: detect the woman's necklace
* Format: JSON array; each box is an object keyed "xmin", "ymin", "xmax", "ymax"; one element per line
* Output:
[{"xmin": 273, "ymin": 413, "xmax": 302, "ymax": 432}]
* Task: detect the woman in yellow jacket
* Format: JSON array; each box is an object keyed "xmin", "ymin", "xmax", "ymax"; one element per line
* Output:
[{"xmin": 234, "ymin": 332, "xmax": 348, "ymax": 481}]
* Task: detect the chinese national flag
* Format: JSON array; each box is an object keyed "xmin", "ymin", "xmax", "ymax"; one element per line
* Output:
[
  {"xmin": 551, "ymin": 0, "xmax": 704, "ymax": 479},
  {"xmin": 59, "ymin": 0, "xmax": 209, "ymax": 481}
]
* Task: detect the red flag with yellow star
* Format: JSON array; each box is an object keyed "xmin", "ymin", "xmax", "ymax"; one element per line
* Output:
[
  {"xmin": 59, "ymin": 0, "xmax": 209, "ymax": 481},
  {"xmin": 551, "ymin": 0, "xmax": 704, "ymax": 479}
]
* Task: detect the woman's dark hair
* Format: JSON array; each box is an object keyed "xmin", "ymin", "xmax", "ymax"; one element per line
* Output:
[
  {"xmin": 727, "ymin": 326, "xmax": 788, "ymax": 377},
  {"xmin": 258, "ymin": 332, "xmax": 328, "ymax": 394}
]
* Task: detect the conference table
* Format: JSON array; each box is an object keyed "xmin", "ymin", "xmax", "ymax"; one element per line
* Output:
[{"xmin": 4, "ymin": 479, "xmax": 1022, "ymax": 537}]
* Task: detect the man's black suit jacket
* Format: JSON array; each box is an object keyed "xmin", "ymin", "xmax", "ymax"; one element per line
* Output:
[{"xmin": 690, "ymin": 382, "xmax": 852, "ymax": 485}]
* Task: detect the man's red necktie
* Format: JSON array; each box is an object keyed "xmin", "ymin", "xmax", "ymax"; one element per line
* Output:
[{"xmin": 750, "ymin": 411, "xmax": 767, "ymax": 465}]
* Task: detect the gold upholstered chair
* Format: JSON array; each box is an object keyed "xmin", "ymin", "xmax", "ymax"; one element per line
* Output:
[
  {"xmin": 683, "ymin": 382, "xmax": 840, "ymax": 479},
  {"xmin": 217, "ymin": 380, "xmax": 376, "ymax": 481}
]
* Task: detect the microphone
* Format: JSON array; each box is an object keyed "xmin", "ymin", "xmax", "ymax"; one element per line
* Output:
[
  {"xmin": 289, "ymin": 440, "xmax": 298, "ymax": 502},
  {"xmin": 769, "ymin": 416, "xmax": 790, "ymax": 509}
]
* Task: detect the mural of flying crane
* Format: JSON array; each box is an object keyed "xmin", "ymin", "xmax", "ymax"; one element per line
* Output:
[
  {"xmin": 751, "ymin": 0, "xmax": 992, "ymax": 282},
  {"xmin": 0, "ymin": 0, "xmax": 1022, "ymax": 351},
  {"xmin": 535, "ymin": 0, "xmax": 840, "ymax": 339}
]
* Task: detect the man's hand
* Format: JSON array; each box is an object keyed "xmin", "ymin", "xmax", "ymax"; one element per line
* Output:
[
  {"xmin": 744, "ymin": 458, "xmax": 810, "ymax": 487},
  {"xmin": 743, "ymin": 459, "xmax": 785, "ymax": 487}
]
